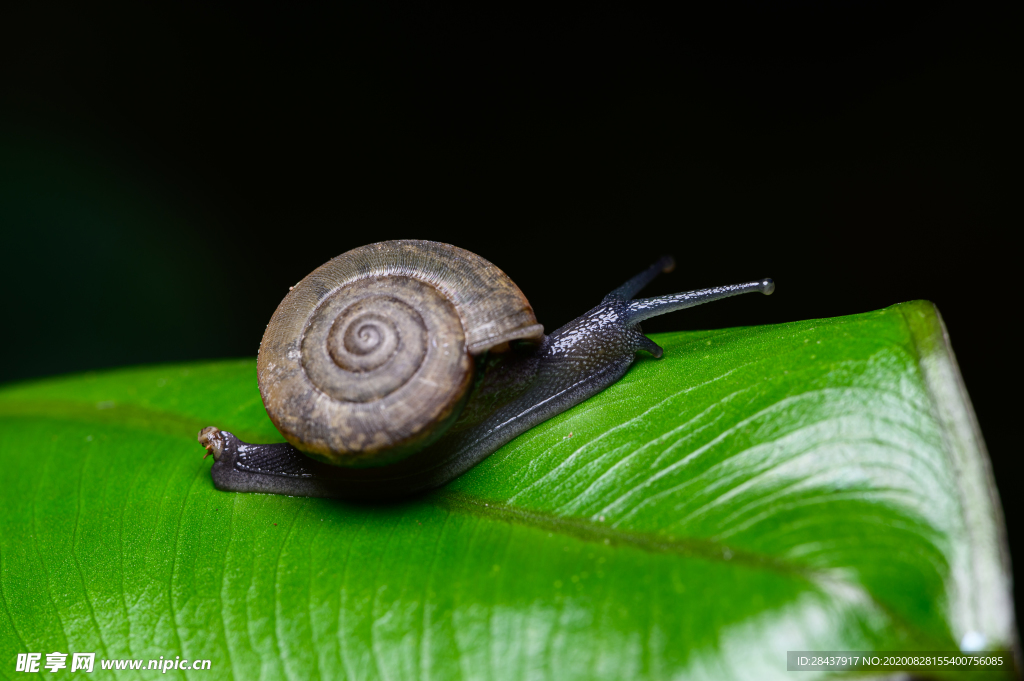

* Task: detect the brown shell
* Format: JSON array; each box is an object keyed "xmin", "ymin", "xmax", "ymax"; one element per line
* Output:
[{"xmin": 257, "ymin": 240, "xmax": 545, "ymax": 467}]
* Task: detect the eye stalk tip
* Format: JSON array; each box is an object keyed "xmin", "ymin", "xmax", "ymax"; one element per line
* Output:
[
  {"xmin": 760, "ymin": 278, "xmax": 775, "ymax": 295},
  {"xmin": 660, "ymin": 256, "xmax": 676, "ymax": 274}
]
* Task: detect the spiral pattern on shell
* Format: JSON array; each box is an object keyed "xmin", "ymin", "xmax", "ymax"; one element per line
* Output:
[{"xmin": 257, "ymin": 240, "xmax": 544, "ymax": 467}]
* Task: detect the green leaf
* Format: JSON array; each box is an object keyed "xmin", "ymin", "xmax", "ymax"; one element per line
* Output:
[{"xmin": 0, "ymin": 301, "xmax": 1013, "ymax": 679}]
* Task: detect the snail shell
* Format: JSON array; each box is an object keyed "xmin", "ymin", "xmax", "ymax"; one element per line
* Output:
[{"xmin": 257, "ymin": 240, "xmax": 544, "ymax": 467}]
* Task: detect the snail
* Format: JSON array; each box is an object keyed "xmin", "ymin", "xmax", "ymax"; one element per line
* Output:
[{"xmin": 198, "ymin": 240, "xmax": 773, "ymax": 500}]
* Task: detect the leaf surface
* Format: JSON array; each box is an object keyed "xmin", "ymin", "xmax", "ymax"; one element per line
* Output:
[{"xmin": 0, "ymin": 301, "xmax": 1013, "ymax": 679}]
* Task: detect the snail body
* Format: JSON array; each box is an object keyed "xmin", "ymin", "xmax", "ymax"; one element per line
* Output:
[{"xmin": 199, "ymin": 240, "xmax": 774, "ymax": 500}]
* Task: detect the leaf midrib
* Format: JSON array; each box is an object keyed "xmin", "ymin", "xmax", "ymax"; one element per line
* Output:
[{"xmin": 0, "ymin": 398, "xmax": 266, "ymax": 442}]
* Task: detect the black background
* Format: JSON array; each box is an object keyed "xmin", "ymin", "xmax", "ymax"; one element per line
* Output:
[{"xmin": 2, "ymin": 2, "xmax": 1020, "ymax": 640}]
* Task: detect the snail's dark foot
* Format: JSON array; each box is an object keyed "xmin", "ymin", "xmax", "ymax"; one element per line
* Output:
[
  {"xmin": 197, "ymin": 428, "xmax": 447, "ymax": 500},
  {"xmin": 198, "ymin": 428, "xmax": 324, "ymax": 496}
]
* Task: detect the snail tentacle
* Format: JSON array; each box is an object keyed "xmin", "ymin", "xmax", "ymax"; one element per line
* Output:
[
  {"xmin": 603, "ymin": 255, "xmax": 675, "ymax": 303},
  {"xmin": 624, "ymin": 278, "xmax": 774, "ymax": 326}
]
